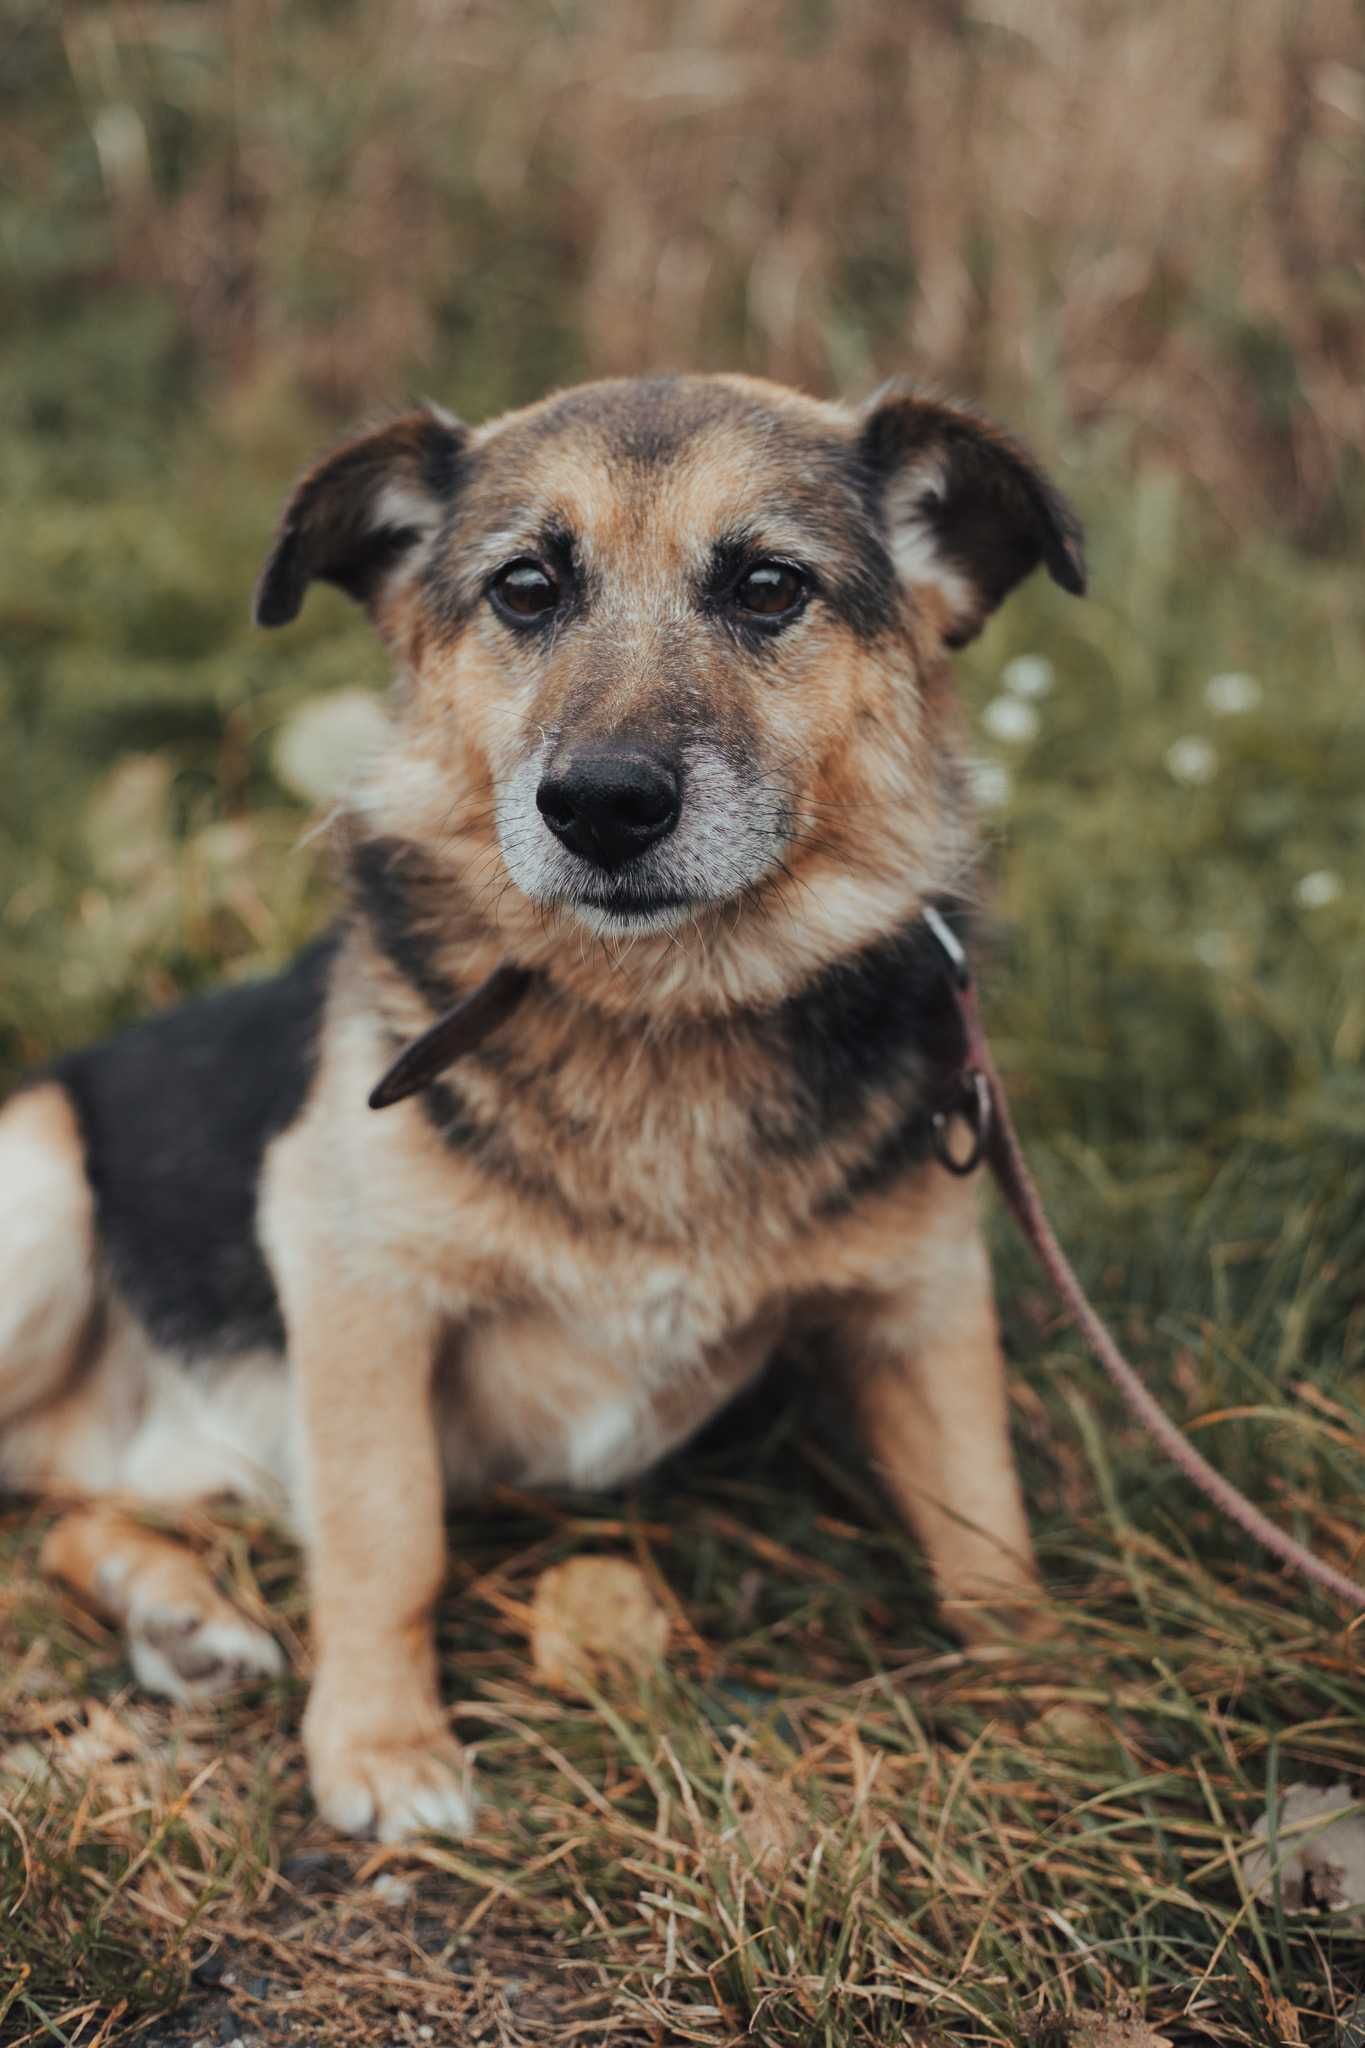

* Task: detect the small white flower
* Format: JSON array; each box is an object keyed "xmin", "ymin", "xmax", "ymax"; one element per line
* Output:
[
  {"xmin": 967, "ymin": 756, "xmax": 1013, "ymax": 809},
  {"xmin": 1296, "ymin": 869, "xmax": 1341, "ymax": 908},
  {"xmin": 981, "ymin": 696, "xmax": 1040, "ymax": 745},
  {"xmin": 1000, "ymin": 653, "xmax": 1055, "ymax": 699},
  {"xmin": 1192, "ymin": 930, "xmax": 1235, "ymax": 970},
  {"xmin": 1203, "ymin": 671, "xmax": 1262, "ymax": 716},
  {"xmin": 1165, "ymin": 736, "xmax": 1218, "ymax": 785}
]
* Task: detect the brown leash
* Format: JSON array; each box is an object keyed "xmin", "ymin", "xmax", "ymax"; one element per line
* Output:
[
  {"xmin": 368, "ymin": 910, "xmax": 1365, "ymax": 1612},
  {"xmin": 920, "ymin": 906, "xmax": 1365, "ymax": 1613}
]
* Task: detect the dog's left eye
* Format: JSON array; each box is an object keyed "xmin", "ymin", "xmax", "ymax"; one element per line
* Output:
[
  {"xmin": 732, "ymin": 561, "xmax": 807, "ymax": 620},
  {"xmin": 489, "ymin": 559, "xmax": 561, "ymax": 622}
]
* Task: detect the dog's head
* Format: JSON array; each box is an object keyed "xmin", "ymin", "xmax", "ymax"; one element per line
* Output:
[{"xmin": 256, "ymin": 376, "xmax": 1082, "ymax": 1005}]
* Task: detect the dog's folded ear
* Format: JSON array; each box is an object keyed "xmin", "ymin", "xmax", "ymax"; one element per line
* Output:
[
  {"xmin": 859, "ymin": 389, "xmax": 1085, "ymax": 646},
  {"xmin": 253, "ymin": 406, "xmax": 465, "ymax": 629}
]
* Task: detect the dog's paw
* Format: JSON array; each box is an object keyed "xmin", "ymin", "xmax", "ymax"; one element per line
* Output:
[
  {"xmin": 308, "ymin": 1730, "xmax": 476, "ymax": 1842},
  {"xmin": 127, "ymin": 1602, "xmax": 285, "ymax": 1704}
]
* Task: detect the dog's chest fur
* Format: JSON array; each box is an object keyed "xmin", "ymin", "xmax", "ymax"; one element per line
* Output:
[
  {"xmin": 417, "ymin": 1024, "xmax": 803, "ymax": 1497},
  {"xmin": 347, "ymin": 923, "xmax": 963, "ymax": 1495},
  {"xmin": 340, "ymin": 835, "xmax": 967, "ymax": 1465},
  {"xmin": 407, "ymin": 912, "xmax": 960, "ymax": 1249}
]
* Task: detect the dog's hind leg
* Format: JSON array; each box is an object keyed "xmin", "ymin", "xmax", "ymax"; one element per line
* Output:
[
  {"xmin": 1, "ymin": 1086, "xmax": 284, "ymax": 1700},
  {"xmin": 0, "ymin": 1084, "xmax": 99, "ymax": 1432},
  {"xmin": 41, "ymin": 1505, "xmax": 284, "ymax": 1701}
]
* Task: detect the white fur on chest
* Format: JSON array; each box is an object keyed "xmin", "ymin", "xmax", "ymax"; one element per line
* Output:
[
  {"xmin": 446, "ymin": 1264, "xmax": 769, "ymax": 1496},
  {"xmin": 576, "ymin": 1261, "xmax": 726, "ymax": 1369}
]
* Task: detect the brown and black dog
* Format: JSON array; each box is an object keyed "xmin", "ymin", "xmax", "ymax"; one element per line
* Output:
[{"xmin": 0, "ymin": 374, "xmax": 1083, "ymax": 1840}]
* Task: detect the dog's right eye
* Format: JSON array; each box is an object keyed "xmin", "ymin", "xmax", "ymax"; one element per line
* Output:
[{"xmin": 489, "ymin": 559, "xmax": 560, "ymax": 622}]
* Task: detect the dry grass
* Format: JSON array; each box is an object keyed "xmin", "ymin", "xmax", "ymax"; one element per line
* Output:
[
  {"xmin": 5, "ymin": 0, "xmax": 1362, "ymax": 534},
  {"xmin": 5, "ymin": 1448, "xmax": 1365, "ymax": 2045}
]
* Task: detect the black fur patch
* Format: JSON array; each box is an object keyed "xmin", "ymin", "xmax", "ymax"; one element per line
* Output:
[
  {"xmin": 778, "ymin": 911, "xmax": 969, "ymax": 1129},
  {"xmin": 53, "ymin": 935, "xmax": 338, "ymax": 1359},
  {"xmin": 421, "ymin": 1077, "xmax": 518, "ymax": 1178},
  {"xmin": 348, "ymin": 836, "xmax": 458, "ymax": 1015},
  {"xmin": 254, "ymin": 410, "xmax": 466, "ymax": 628},
  {"xmin": 857, "ymin": 396, "xmax": 1085, "ymax": 641},
  {"xmin": 815, "ymin": 1104, "xmax": 938, "ymax": 1216},
  {"xmin": 772, "ymin": 908, "xmax": 971, "ymax": 1209}
]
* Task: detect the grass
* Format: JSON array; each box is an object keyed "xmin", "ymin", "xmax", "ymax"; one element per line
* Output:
[{"xmin": 3, "ymin": 3, "xmax": 1365, "ymax": 2041}]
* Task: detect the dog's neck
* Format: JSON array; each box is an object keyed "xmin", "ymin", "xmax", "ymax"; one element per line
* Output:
[
  {"xmin": 341, "ymin": 808, "xmax": 972, "ymax": 1034},
  {"xmin": 340, "ymin": 816, "xmax": 977, "ymax": 1111}
]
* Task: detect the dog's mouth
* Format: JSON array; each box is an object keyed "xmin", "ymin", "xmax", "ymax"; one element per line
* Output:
[{"xmin": 567, "ymin": 883, "xmax": 699, "ymax": 933}]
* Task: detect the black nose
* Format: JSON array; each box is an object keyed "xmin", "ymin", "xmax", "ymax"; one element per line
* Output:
[{"xmin": 536, "ymin": 747, "xmax": 681, "ymax": 870}]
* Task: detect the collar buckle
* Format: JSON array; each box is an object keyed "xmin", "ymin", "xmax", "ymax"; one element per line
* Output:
[
  {"xmin": 921, "ymin": 902, "xmax": 971, "ymax": 991},
  {"xmin": 931, "ymin": 1067, "xmax": 991, "ymax": 1176}
]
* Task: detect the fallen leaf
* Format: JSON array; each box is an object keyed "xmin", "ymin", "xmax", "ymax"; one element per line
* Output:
[
  {"xmin": 719, "ymin": 1756, "xmax": 810, "ymax": 1872},
  {"xmin": 1265, "ymin": 1995, "xmax": 1304, "ymax": 2045},
  {"xmin": 1241, "ymin": 1780, "xmax": 1365, "ymax": 1920},
  {"xmin": 529, "ymin": 1557, "xmax": 669, "ymax": 1694},
  {"xmin": 1027, "ymin": 1699, "xmax": 1114, "ymax": 1751}
]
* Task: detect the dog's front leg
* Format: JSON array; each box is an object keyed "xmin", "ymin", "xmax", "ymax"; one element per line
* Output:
[
  {"xmin": 296, "ymin": 1278, "xmax": 471, "ymax": 1840},
  {"xmin": 264, "ymin": 1121, "xmax": 472, "ymax": 1840},
  {"xmin": 292, "ymin": 1265, "xmax": 471, "ymax": 1840},
  {"xmin": 838, "ymin": 1186, "xmax": 1048, "ymax": 1644}
]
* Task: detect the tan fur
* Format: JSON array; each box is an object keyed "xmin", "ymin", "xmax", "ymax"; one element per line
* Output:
[
  {"xmin": 263, "ymin": 1096, "xmax": 472, "ymax": 1838},
  {"xmin": 0, "ymin": 1085, "xmax": 97, "ymax": 1430},
  {"xmin": 41, "ymin": 1505, "xmax": 283, "ymax": 1701},
  {"xmin": 3, "ymin": 374, "xmax": 1081, "ymax": 1839},
  {"xmin": 836, "ymin": 1177, "xmax": 1043, "ymax": 1641}
]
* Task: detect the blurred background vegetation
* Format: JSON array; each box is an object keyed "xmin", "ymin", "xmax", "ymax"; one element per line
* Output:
[
  {"xmin": 3, "ymin": 0, "xmax": 1363, "ymax": 1091},
  {"xmin": 3, "ymin": 4, "xmax": 1365, "ymax": 2040}
]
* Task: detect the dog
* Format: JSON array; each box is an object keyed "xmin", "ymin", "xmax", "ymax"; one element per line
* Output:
[{"xmin": 0, "ymin": 374, "xmax": 1084, "ymax": 1840}]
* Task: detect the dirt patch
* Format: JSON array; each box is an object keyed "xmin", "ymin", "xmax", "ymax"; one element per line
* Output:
[{"xmin": 137, "ymin": 1857, "xmax": 630, "ymax": 2048}]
